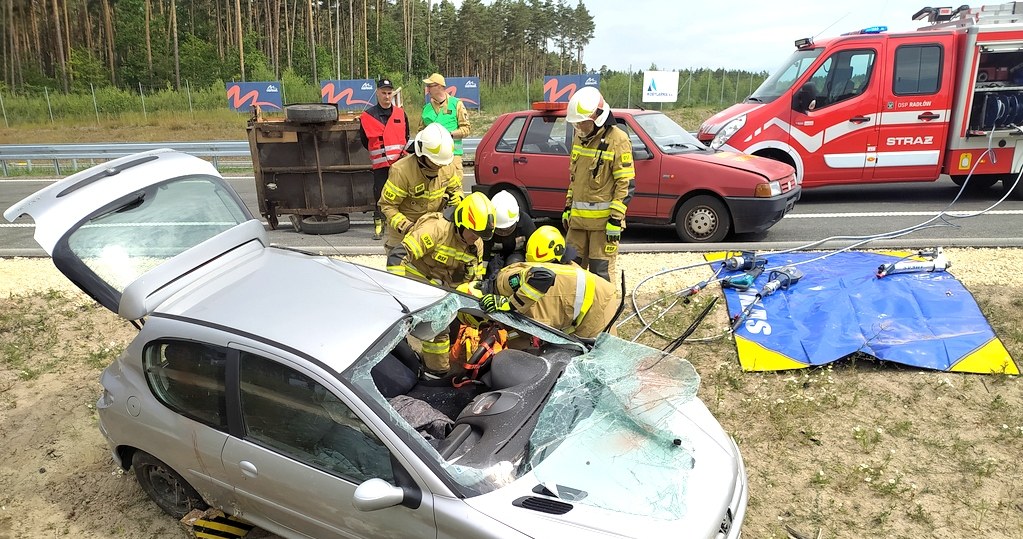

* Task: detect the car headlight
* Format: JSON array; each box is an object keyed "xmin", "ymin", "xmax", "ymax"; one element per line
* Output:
[
  {"xmin": 755, "ymin": 181, "xmax": 782, "ymax": 197},
  {"xmin": 710, "ymin": 115, "xmax": 747, "ymax": 150}
]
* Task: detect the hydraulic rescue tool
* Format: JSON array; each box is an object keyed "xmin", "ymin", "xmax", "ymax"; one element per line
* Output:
[
  {"xmin": 876, "ymin": 248, "xmax": 951, "ymax": 278},
  {"xmin": 730, "ymin": 266, "xmax": 803, "ymax": 331},
  {"xmin": 722, "ymin": 252, "xmax": 768, "ymax": 291}
]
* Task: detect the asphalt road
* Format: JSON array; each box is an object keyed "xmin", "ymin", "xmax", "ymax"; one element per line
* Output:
[{"xmin": 2, "ymin": 173, "xmax": 1022, "ymax": 256}]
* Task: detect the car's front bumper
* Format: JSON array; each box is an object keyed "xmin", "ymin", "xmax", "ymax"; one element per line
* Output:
[{"xmin": 724, "ymin": 186, "xmax": 801, "ymax": 235}]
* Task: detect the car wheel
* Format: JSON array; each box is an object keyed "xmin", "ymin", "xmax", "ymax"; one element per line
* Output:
[
  {"xmin": 675, "ymin": 195, "xmax": 730, "ymax": 243},
  {"xmin": 132, "ymin": 451, "xmax": 208, "ymax": 519},
  {"xmin": 285, "ymin": 103, "xmax": 339, "ymax": 123},
  {"xmin": 301, "ymin": 214, "xmax": 351, "ymax": 235}
]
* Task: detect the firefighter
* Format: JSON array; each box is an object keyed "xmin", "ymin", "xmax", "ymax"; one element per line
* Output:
[
  {"xmin": 386, "ymin": 191, "xmax": 496, "ymax": 376},
  {"xmin": 359, "ymin": 78, "xmax": 409, "ymax": 240},
  {"xmin": 483, "ymin": 190, "xmax": 536, "ymax": 280},
  {"xmin": 378, "ymin": 123, "xmax": 464, "ymax": 252},
  {"xmin": 420, "ymin": 73, "xmax": 471, "ymax": 179},
  {"xmin": 478, "ymin": 226, "xmax": 619, "ymax": 339},
  {"xmin": 562, "ymin": 86, "xmax": 635, "ymax": 282}
]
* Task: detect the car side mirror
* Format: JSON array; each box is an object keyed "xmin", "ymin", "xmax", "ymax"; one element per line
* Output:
[
  {"xmin": 792, "ymin": 83, "xmax": 817, "ymax": 114},
  {"xmin": 353, "ymin": 478, "xmax": 405, "ymax": 512},
  {"xmin": 632, "ymin": 145, "xmax": 653, "ymax": 160}
]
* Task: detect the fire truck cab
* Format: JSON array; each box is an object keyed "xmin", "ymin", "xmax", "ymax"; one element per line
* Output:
[{"xmin": 697, "ymin": 2, "xmax": 1023, "ymax": 198}]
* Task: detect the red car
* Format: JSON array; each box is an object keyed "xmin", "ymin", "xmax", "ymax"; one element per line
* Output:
[{"xmin": 472, "ymin": 104, "xmax": 801, "ymax": 242}]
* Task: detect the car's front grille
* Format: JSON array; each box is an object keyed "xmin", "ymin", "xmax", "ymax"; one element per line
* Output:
[
  {"xmin": 512, "ymin": 496, "xmax": 574, "ymax": 515},
  {"xmin": 780, "ymin": 174, "xmax": 797, "ymax": 193}
]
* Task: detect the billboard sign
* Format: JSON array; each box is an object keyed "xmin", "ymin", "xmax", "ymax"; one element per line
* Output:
[
  {"xmin": 321, "ymin": 79, "xmax": 377, "ymax": 109},
  {"xmin": 226, "ymin": 81, "xmax": 283, "ymax": 112},
  {"xmin": 642, "ymin": 71, "xmax": 679, "ymax": 103},
  {"xmin": 542, "ymin": 75, "xmax": 600, "ymax": 102}
]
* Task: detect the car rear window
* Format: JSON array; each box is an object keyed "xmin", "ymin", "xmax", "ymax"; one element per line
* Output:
[{"xmin": 144, "ymin": 340, "xmax": 229, "ymax": 429}]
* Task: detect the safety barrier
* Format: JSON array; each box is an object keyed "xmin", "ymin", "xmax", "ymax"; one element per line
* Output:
[{"xmin": 0, "ymin": 139, "xmax": 480, "ymax": 176}]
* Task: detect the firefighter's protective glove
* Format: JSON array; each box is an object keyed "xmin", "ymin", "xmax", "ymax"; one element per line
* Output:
[
  {"xmin": 480, "ymin": 294, "xmax": 512, "ymax": 313},
  {"xmin": 562, "ymin": 208, "xmax": 571, "ymax": 229},
  {"xmin": 606, "ymin": 218, "xmax": 623, "ymax": 243}
]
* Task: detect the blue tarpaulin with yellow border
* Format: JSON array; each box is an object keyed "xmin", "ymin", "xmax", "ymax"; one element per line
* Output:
[{"xmin": 714, "ymin": 251, "xmax": 1018, "ymax": 374}]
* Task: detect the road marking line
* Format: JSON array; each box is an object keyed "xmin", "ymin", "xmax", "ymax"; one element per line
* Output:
[{"xmin": 785, "ymin": 210, "xmax": 1023, "ymax": 218}]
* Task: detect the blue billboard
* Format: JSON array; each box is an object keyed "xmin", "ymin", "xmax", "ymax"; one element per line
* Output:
[
  {"xmin": 542, "ymin": 75, "xmax": 601, "ymax": 103},
  {"xmin": 226, "ymin": 81, "xmax": 282, "ymax": 112},
  {"xmin": 321, "ymin": 79, "xmax": 377, "ymax": 109}
]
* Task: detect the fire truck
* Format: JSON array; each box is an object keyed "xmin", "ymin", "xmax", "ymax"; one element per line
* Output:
[{"xmin": 697, "ymin": 3, "xmax": 1023, "ymax": 198}]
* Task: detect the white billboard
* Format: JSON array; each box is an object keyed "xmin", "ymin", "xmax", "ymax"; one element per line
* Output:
[{"xmin": 642, "ymin": 71, "xmax": 679, "ymax": 103}]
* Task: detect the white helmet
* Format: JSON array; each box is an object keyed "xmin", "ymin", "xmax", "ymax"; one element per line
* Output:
[
  {"xmin": 414, "ymin": 123, "xmax": 455, "ymax": 166},
  {"xmin": 566, "ymin": 86, "xmax": 610, "ymax": 127},
  {"xmin": 492, "ymin": 190, "xmax": 520, "ymax": 229}
]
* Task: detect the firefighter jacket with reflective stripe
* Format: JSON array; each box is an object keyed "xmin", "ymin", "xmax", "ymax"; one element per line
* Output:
[
  {"xmin": 379, "ymin": 154, "xmax": 463, "ymax": 242},
  {"xmin": 493, "ymin": 261, "xmax": 618, "ymax": 336},
  {"xmin": 565, "ymin": 124, "xmax": 635, "ymax": 231},
  {"xmin": 386, "ymin": 211, "xmax": 483, "ymax": 288},
  {"xmin": 360, "ymin": 104, "xmax": 407, "ymax": 169},
  {"xmin": 420, "ymin": 97, "xmax": 470, "ymax": 156}
]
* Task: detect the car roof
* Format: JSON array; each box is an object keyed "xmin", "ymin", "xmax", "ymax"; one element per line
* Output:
[
  {"xmin": 519, "ymin": 107, "xmax": 654, "ymax": 118},
  {"xmin": 156, "ymin": 247, "xmax": 445, "ymax": 373}
]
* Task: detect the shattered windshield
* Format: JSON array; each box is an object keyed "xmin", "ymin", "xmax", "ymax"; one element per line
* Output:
[
  {"xmin": 749, "ymin": 48, "xmax": 823, "ymax": 103},
  {"xmin": 344, "ymin": 292, "xmax": 703, "ymax": 517}
]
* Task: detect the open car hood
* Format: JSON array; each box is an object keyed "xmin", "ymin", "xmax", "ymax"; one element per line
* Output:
[{"xmin": 3, "ymin": 149, "xmax": 258, "ymax": 319}]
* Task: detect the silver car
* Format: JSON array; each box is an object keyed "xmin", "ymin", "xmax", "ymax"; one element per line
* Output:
[{"xmin": 4, "ymin": 150, "xmax": 747, "ymax": 539}]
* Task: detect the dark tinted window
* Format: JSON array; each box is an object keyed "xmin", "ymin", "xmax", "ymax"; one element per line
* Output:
[
  {"xmin": 521, "ymin": 117, "xmax": 570, "ymax": 155},
  {"xmin": 804, "ymin": 49, "xmax": 876, "ymax": 110},
  {"xmin": 239, "ymin": 352, "xmax": 394, "ymax": 483},
  {"xmin": 145, "ymin": 340, "xmax": 229, "ymax": 429},
  {"xmin": 495, "ymin": 116, "xmax": 526, "ymax": 152},
  {"xmin": 894, "ymin": 44, "xmax": 942, "ymax": 95}
]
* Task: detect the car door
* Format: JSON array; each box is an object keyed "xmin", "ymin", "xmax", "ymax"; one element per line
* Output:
[
  {"xmin": 1, "ymin": 149, "xmax": 256, "ymax": 320},
  {"xmin": 870, "ymin": 35, "xmax": 953, "ymax": 181},
  {"xmin": 789, "ymin": 44, "xmax": 882, "ymax": 186},
  {"xmin": 222, "ymin": 347, "xmax": 438, "ymax": 539},
  {"xmin": 613, "ymin": 116, "xmax": 660, "ymax": 219},
  {"xmin": 512, "ymin": 114, "xmax": 573, "ymax": 214}
]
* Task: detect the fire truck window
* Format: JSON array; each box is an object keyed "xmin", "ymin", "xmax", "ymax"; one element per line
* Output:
[
  {"xmin": 804, "ymin": 49, "xmax": 875, "ymax": 110},
  {"xmin": 894, "ymin": 44, "xmax": 942, "ymax": 95}
]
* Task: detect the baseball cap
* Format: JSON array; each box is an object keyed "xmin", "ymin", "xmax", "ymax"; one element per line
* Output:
[
  {"xmin": 377, "ymin": 78, "xmax": 394, "ymax": 89},
  {"xmin": 423, "ymin": 73, "xmax": 446, "ymax": 87}
]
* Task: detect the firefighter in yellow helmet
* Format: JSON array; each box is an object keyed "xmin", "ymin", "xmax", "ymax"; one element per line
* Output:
[
  {"xmin": 378, "ymin": 122, "xmax": 464, "ymax": 251},
  {"xmin": 478, "ymin": 226, "xmax": 619, "ymax": 338},
  {"xmin": 386, "ymin": 192, "xmax": 496, "ymax": 376},
  {"xmin": 562, "ymin": 86, "xmax": 635, "ymax": 282}
]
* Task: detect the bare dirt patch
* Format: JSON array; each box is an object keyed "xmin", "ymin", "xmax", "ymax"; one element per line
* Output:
[{"xmin": 1, "ymin": 250, "xmax": 1021, "ymax": 538}]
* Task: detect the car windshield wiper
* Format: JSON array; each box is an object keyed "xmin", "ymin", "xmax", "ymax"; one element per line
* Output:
[
  {"xmin": 746, "ymin": 96, "xmax": 763, "ymax": 103},
  {"xmin": 665, "ymin": 142, "xmax": 699, "ymax": 150}
]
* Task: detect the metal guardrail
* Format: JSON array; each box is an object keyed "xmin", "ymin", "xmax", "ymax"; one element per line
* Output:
[{"xmin": 0, "ymin": 139, "xmax": 481, "ymax": 176}]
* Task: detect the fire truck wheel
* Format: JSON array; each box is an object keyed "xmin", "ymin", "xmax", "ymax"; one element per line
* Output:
[
  {"xmin": 950, "ymin": 175, "xmax": 999, "ymax": 189},
  {"xmin": 675, "ymin": 195, "xmax": 730, "ymax": 243},
  {"xmin": 301, "ymin": 215, "xmax": 350, "ymax": 235},
  {"xmin": 284, "ymin": 104, "xmax": 339, "ymax": 123}
]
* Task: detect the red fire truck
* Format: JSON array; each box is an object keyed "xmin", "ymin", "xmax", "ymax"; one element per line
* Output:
[{"xmin": 697, "ymin": 3, "xmax": 1023, "ymax": 198}]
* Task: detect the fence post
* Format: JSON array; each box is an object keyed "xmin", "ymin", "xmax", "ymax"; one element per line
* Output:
[
  {"xmin": 734, "ymin": 72, "xmax": 741, "ymax": 102},
  {"xmin": 91, "ymin": 83, "xmax": 100, "ymax": 126},
  {"xmin": 0, "ymin": 90, "xmax": 8, "ymax": 128},
  {"xmin": 45, "ymin": 87, "xmax": 54, "ymax": 124},
  {"xmin": 719, "ymin": 73, "xmax": 727, "ymax": 104},
  {"xmin": 186, "ymin": 79, "xmax": 194, "ymax": 120},
  {"xmin": 139, "ymin": 82, "xmax": 148, "ymax": 121}
]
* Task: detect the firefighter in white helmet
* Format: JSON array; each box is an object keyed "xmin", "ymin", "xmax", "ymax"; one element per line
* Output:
[
  {"xmin": 562, "ymin": 86, "xmax": 634, "ymax": 282},
  {"xmin": 482, "ymin": 190, "xmax": 536, "ymax": 279},
  {"xmin": 386, "ymin": 191, "xmax": 496, "ymax": 377},
  {"xmin": 477, "ymin": 226, "xmax": 619, "ymax": 338},
  {"xmin": 378, "ymin": 122, "xmax": 464, "ymax": 252}
]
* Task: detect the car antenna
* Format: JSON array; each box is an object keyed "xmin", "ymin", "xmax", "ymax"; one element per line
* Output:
[
  {"xmin": 316, "ymin": 232, "xmax": 411, "ymax": 314},
  {"xmin": 814, "ymin": 12, "xmax": 849, "ymax": 38}
]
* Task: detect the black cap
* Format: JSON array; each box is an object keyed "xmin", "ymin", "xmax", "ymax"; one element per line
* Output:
[{"xmin": 377, "ymin": 78, "xmax": 394, "ymax": 89}]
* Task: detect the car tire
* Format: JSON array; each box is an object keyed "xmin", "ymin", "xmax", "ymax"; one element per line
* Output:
[
  {"xmin": 675, "ymin": 195, "xmax": 730, "ymax": 243},
  {"xmin": 285, "ymin": 103, "xmax": 339, "ymax": 123},
  {"xmin": 132, "ymin": 451, "xmax": 208, "ymax": 519},
  {"xmin": 301, "ymin": 214, "xmax": 350, "ymax": 235}
]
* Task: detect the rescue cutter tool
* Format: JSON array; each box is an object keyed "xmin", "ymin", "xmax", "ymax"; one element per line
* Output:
[
  {"xmin": 876, "ymin": 248, "xmax": 951, "ymax": 278},
  {"xmin": 730, "ymin": 266, "xmax": 803, "ymax": 331}
]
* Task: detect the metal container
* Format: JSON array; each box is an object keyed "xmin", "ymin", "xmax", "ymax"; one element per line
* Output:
[{"xmin": 247, "ymin": 103, "xmax": 374, "ymax": 234}]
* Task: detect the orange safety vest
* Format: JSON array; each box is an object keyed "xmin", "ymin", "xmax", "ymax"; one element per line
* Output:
[{"xmin": 361, "ymin": 106, "xmax": 407, "ymax": 169}]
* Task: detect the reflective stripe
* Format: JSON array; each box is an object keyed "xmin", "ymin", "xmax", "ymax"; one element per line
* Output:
[
  {"xmin": 404, "ymin": 237, "xmax": 424, "ymax": 259},
  {"xmin": 609, "ymin": 200, "xmax": 628, "ymax": 214},
  {"xmin": 519, "ymin": 281, "xmax": 544, "ymax": 302},
  {"xmin": 383, "ymin": 144, "xmax": 405, "ymax": 153},
  {"xmin": 435, "ymin": 245, "xmax": 476, "ymax": 263},
  {"xmin": 386, "ymin": 265, "xmax": 405, "ymax": 275},
  {"xmin": 404, "ymin": 264, "xmax": 429, "ymax": 281},
  {"xmin": 383, "ymin": 181, "xmax": 409, "ymax": 198},
  {"xmin": 571, "ymin": 207, "xmax": 611, "ymax": 219},
  {"xmin": 389, "ymin": 214, "xmax": 408, "ymax": 230},
  {"xmin": 422, "ymin": 340, "xmax": 450, "ymax": 354},
  {"xmin": 371, "ymin": 155, "xmax": 391, "ymax": 165},
  {"xmin": 612, "ymin": 168, "xmax": 635, "ymax": 179},
  {"xmin": 571, "ymin": 145, "xmax": 615, "ymax": 160},
  {"xmin": 572, "ymin": 268, "xmax": 596, "ymax": 327}
]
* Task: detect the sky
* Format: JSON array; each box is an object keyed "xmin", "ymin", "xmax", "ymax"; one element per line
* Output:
[{"xmin": 447, "ymin": 0, "xmax": 940, "ymax": 72}]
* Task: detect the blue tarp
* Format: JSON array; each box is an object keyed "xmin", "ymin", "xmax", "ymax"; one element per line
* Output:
[{"xmin": 718, "ymin": 251, "xmax": 1018, "ymax": 374}]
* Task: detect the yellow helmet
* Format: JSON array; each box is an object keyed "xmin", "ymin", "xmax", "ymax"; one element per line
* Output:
[
  {"xmin": 454, "ymin": 192, "xmax": 496, "ymax": 241},
  {"xmin": 526, "ymin": 225, "xmax": 566, "ymax": 263}
]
